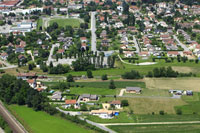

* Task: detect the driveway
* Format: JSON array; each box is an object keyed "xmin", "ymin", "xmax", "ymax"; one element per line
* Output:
[{"xmin": 133, "ymin": 35, "xmax": 140, "ymax": 53}]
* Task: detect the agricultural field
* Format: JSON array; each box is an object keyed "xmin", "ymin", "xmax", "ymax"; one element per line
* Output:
[
  {"xmin": 145, "ymin": 78, "xmax": 200, "ymax": 91},
  {"xmin": 49, "ymin": 18, "xmax": 81, "ymax": 28},
  {"xmin": 108, "ymin": 124, "xmax": 200, "ymax": 133},
  {"xmin": 8, "ymin": 105, "xmax": 91, "ymax": 133}
]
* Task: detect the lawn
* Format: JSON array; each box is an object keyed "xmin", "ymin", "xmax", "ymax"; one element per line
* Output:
[
  {"xmin": 37, "ymin": 18, "xmax": 43, "ymax": 30},
  {"xmin": 145, "ymin": 77, "xmax": 200, "ymax": 92},
  {"xmin": 108, "ymin": 124, "xmax": 200, "ymax": 133},
  {"xmin": 8, "ymin": 105, "xmax": 91, "ymax": 133},
  {"xmin": 49, "ymin": 18, "xmax": 81, "ymax": 28}
]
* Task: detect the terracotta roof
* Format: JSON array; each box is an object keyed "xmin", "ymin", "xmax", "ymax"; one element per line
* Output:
[
  {"xmin": 37, "ymin": 88, "xmax": 44, "ymax": 92},
  {"xmin": 17, "ymin": 73, "xmax": 36, "ymax": 77},
  {"xmin": 27, "ymin": 79, "xmax": 35, "ymax": 84},
  {"xmin": 57, "ymin": 49, "xmax": 64, "ymax": 53},
  {"xmin": 167, "ymin": 51, "xmax": 179, "ymax": 55},
  {"xmin": 109, "ymin": 100, "xmax": 121, "ymax": 105},
  {"xmin": 65, "ymin": 100, "xmax": 77, "ymax": 104}
]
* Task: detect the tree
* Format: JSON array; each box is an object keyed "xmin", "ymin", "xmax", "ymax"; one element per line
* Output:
[
  {"xmin": 80, "ymin": 104, "xmax": 88, "ymax": 111},
  {"xmin": 87, "ymin": 69, "xmax": 93, "ymax": 78},
  {"xmin": 176, "ymin": 109, "xmax": 182, "ymax": 115},
  {"xmin": 159, "ymin": 110, "xmax": 164, "ymax": 115},
  {"xmin": 109, "ymin": 80, "xmax": 116, "ymax": 89},
  {"xmin": 67, "ymin": 74, "xmax": 74, "ymax": 82},
  {"xmin": 121, "ymin": 100, "xmax": 129, "ymax": 107},
  {"xmin": 101, "ymin": 74, "xmax": 108, "ymax": 80},
  {"xmin": 28, "ymin": 64, "xmax": 33, "ymax": 70}
]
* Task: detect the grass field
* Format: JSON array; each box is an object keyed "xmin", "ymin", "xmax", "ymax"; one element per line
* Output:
[
  {"xmin": 49, "ymin": 18, "xmax": 81, "ymax": 28},
  {"xmin": 145, "ymin": 78, "xmax": 200, "ymax": 92},
  {"xmin": 8, "ymin": 105, "xmax": 91, "ymax": 133},
  {"xmin": 117, "ymin": 97, "xmax": 186, "ymax": 114},
  {"xmin": 108, "ymin": 124, "xmax": 200, "ymax": 133}
]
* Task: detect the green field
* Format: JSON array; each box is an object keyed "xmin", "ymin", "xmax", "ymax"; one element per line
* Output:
[
  {"xmin": 108, "ymin": 124, "xmax": 200, "ymax": 133},
  {"xmin": 49, "ymin": 18, "xmax": 81, "ymax": 28},
  {"xmin": 8, "ymin": 105, "xmax": 91, "ymax": 133},
  {"xmin": 37, "ymin": 18, "xmax": 43, "ymax": 30},
  {"xmin": 45, "ymin": 81, "xmax": 146, "ymax": 89},
  {"xmin": 68, "ymin": 59, "xmax": 200, "ymax": 77}
]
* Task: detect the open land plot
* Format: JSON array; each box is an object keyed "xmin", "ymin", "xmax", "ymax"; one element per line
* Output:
[
  {"xmin": 145, "ymin": 78, "xmax": 200, "ymax": 92},
  {"xmin": 108, "ymin": 124, "xmax": 200, "ymax": 133},
  {"xmin": 117, "ymin": 97, "xmax": 186, "ymax": 114},
  {"xmin": 8, "ymin": 105, "xmax": 91, "ymax": 133},
  {"xmin": 49, "ymin": 18, "xmax": 81, "ymax": 28}
]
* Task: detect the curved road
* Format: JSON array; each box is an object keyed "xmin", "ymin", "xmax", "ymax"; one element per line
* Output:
[{"xmin": 0, "ymin": 101, "xmax": 27, "ymax": 133}]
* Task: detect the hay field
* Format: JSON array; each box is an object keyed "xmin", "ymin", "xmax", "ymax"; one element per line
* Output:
[{"xmin": 145, "ymin": 78, "xmax": 200, "ymax": 92}]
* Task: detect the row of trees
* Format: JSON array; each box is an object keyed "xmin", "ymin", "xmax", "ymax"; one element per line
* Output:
[
  {"xmin": 0, "ymin": 74, "xmax": 57, "ymax": 114},
  {"xmin": 146, "ymin": 67, "xmax": 195, "ymax": 78}
]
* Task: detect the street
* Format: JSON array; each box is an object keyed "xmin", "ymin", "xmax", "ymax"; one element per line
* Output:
[
  {"xmin": 173, "ymin": 35, "xmax": 189, "ymax": 51},
  {"xmin": 91, "ymin": 12, "xmax": 97, "ymax": 52},
  {"xmin": 133, "ymin": 35, "xmax": 140, "ymax": 53},
  {"xmin": 0, "ymin": 60, "xmax": 17, "ymax": 70},
  {"xmin": 0, "ymin": 101, "xmax": 27, "ymax": 133}
]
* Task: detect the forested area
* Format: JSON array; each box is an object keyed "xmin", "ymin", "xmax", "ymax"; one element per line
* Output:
[{"xmin": 0, "ymin": 74, "xmax": 57, "ymax": 115}]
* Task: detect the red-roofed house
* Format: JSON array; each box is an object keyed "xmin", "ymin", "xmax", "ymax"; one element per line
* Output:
[
  {"xmin": 80, "ymin": 37, "xmax": 87, "ymax": 43},
  {"xmin": 167, "ymin": 51, "xmax": 179, "ymax": 57},
  {"xmin": 57, "ymin": 49, "xmax": 65, "ymax": 54},
  {"xmin": 65, "ymin": 100, "xmax": 78, "ymax": 108},
  {"xmin": 0, "ymin": 52, "xmax": 8, "ymax": 60},
  {"xmin": 27, "ymin": 79, "xmax": 36, "ymax": 88}
]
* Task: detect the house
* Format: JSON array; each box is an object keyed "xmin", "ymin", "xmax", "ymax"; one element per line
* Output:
[
  {"xmin": 79, "ymin": 94, "xmax": 98, "ymax": 102},
  {"xmin": 33, "ymin": 50, "xmax": 39, "ymax": 56},
  {"xmin": 37, "ymin": 39, "xmax": 42, "ymax": 45},
  {"xmin": 37, "ymin": 87, "xmax": 44, "ymax": 92},
  {"xmin": 27, "ymin": 79, "xmax": 36, "ymax": 88},
  {"xmin": 123, "ymin": 51, "xmax": 134, "ymax": 58},
  {"xmin": 90, "ymin": 109, "xmax": 119, "ymax": 119},
  {"xmin": 17, "ymin": 73, "xmax": 37, "ymax": 80},
  {"xmin": 100, "ymin": 30, "xmax": 107, "ymax": 38},
  {"xmin": 51, "ymin": 91, "xmax": 62, "ymax": 101},
  {"xmin": 18, "ymin": 54, "xmax": 26, "ymax": 61},
  {"xmin": 139, "ymin": 51, "xmax": 149, "ymax": 58},
  {"xmin": 167, "ymin": 51, "xmax": 179, "ymax": 57},
  {"xmin": 109, "ymin": 100, "xmax": 121, "ymax": 109},
  {"xmin": 0, "ymin": 52, "xmax": 8, "ymax": 60},
  {"xmin": 81, "ymin": 43, "xmax": 87, "ymax": 50},
  {"xmin": 65, "ymin": 100, "xmax": 78, "ymax": 108},
  {"xmin": 57, "ymin": 49, "xmax": 65, "ymax": 55},
  {"xmin": 15, "ymin": 45, "xmax": 25, "ymax": 53},
  {"xmin": 126, "ymin": 87, "xmax": 141, "ymax": 94},
  {"xmin": 80, "ymin": 37, "xmax": 87, "ymax": 43}
]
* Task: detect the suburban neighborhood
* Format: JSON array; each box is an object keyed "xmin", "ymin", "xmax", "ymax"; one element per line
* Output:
[{"xmin": 0, "ymin": 0, "xmax": 200, "ymax": 133}]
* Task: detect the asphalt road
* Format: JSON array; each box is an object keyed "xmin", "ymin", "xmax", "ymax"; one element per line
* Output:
[
  {"xmin": 0, "ymin": 101, "xmax": 27, "ymax": 133},
  {"xmin": 91, "ymin": 12, "xmax": 97, "ymax": 52},
  {"xmin": 173, "ymin": 35, "xmax": 189, "ymax": 51},
  {"xmin": 0, "ymin": 60, "xmax": 17, "ymax": 70},
  {"xmin": 133, "ymin": 35, "xmax": 140, "ymax": 53}
]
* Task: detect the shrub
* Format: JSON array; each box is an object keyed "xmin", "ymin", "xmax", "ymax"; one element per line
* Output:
[
  {"xmin": 176, "ymin": 109, "xmax": 182, "ymax": 115},
  {"xmin": 159, "ymin": 110, "xmax": 164, "ymax": 115},
  {"xmin": 121, "ymin": 100, "xmax": 129, "ymax": 107}
]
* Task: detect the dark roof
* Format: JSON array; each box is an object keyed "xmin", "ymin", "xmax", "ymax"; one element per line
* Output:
[{"xmin": 126, "ymin": 87, "xmax": 141, "ymax": 91}]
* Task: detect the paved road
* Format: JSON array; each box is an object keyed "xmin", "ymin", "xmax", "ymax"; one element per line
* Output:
[
  {"xmin": 100, "ymin": 121, "xmax": 200, "ymax": 126},
  {"xmin": 91, "ymin": 12, "xmax": 97, "ymax": 52},
  {"xmin": 0, "ymin": 60, "xmax": 17, "ymax": 70},
  {"xmin": 0, "ymin": 127, "xmax": 4, "ymax": 133},
  {"xmin": 47, "ymin": 43, "xmax": 59, "ymax": 66},
  {"xmin": 0, "ymin": 101, "xmax": 27, "ymax": 133},
  {"xmin": 173, "ymin": 35, "xmax": 189, "ymax": 51},
  {"xmin": 133, "ymin": 35, "xmax": 140, "ymax": 53},
  {"xmin": 56, "ymin": 108, "xmax": 115, "ymax": 133}
]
